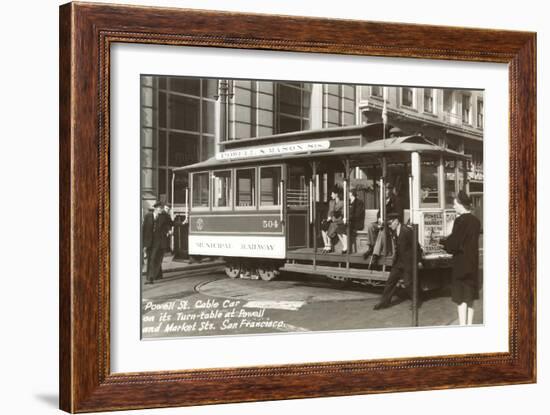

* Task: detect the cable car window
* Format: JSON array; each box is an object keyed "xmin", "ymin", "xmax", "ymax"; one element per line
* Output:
[
  {"xmin": 420, "ymin": 159, "xmax": 440, "ymax": 207},
  {"xmin": 457, "ymin": 160, "xmax": 465, "ymax": 194},
  {"xmin": 212, "ymin": 170, "xmax": 232, "ymax": 209},
  {"xmin": 444, "ymin": 160, "xmax": 457, "ymax": 208},
  {"xmin": 236, "ymin": 168, "xmax": 256, "ymax": 208},
  {"xmin": 260, "ymin": 166, "xmax": 282, "ymax": 207},
  {"xmin": 192, "ymin": 172, "xmax": 210, "ymax": 209},
  {"xmin": 287, "ymin": 165, "xmax": 308, "ymax": 207},
  {"xmin": 386, "ymin": 163, "xmax": 410, "ymax": 211}
]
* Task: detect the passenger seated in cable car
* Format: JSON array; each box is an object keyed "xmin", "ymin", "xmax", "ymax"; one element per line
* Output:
[
  {"xmin": 321, "ymin": 186, "xmax": 346, "ymax": 253},
  {"xmin": 362, "ymin": 182, "xmax": 405, "ymax": 262}
]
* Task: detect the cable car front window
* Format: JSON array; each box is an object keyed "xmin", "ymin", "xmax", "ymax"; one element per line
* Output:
[
  {"xmin": 236, "ymin": 168, "xmax": 256, "ymax": 208},
  {"xmin": 260, "ymin": 166, "xmax": 282, "ymax": 207},
  {"xmin": 192, "ymin": 172, "xmax": 210, "ymax": 209},
  {"xmin": 287, "ymin": 165, "xmax": 308, "ymax": 207},
  {"xmin": 212, "ymin": 170, "xmax": 232, "ymax": 209},
  {"xmin": 444, "ymin": 159, "xmax": 457, "ymax": 208},
  {"xmin": 420, "ymin": 159, "xmax": 440, "ymax": 207},
  {"xmin": 457, "ymin": 160, "xmax": 465, "ymax": 193}
]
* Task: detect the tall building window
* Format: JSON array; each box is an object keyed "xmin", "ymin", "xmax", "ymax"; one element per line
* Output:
[
  {"xmin": 462, "ymin": 94, "xmax": 472, "ymax": 124},
  {"xmin": 477, "ymin": 99, "xmax": 484, "ymax": 128},
  {"xmin": 256, "ymin": 81, "xmax": 275, "ymax": 137},
  {"xmin": 276, "ymin": 82, "xmax": 311, "ymax": 133},
  {"xmin": 371, "ymin": 86, "xmax": 383, "ymax": 97},
  {"xmin": 230, "ymin": 80, "xmax": 258, "ymax": 140},
  {"xmin": 153, "ymin": 77, "xmax": 217, "ymax": 206},
  {"xmin": 341, "ymin": 85, "xmax": 356, "ymax": 126},
  {"xmin": 140, "ymin": 76, "xmax": 156, "ymax": 206},
  {"xmin": 360, "ymin": 85, "xmax": 370, "ymax": 101},
  {"xmin": 443, "ymin": 90, "xmax": 454, "ymax": 113},
  {"xmin": 423, "ymin": 88, "xmax": 434, "ymax": 113},
  {"xmin": 324, "ymin": 84, "xmax": 356, "ymax": 128},
  {"xmin": 401, "ymin": 87, "xmax": 414, "ymax": 107}
]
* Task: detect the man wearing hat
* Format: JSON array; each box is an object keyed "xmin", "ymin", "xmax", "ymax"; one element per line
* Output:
[
  {"xmin": 373, "ymin": 212, "xmax": 416, "ymax": 310},
  {"xmin": 142, "ymin": 201, "xmax": 173, "ymax": 284},
  {"xmin": 389, "ymin": 126, "xmax": 403, "ymax": 138}
]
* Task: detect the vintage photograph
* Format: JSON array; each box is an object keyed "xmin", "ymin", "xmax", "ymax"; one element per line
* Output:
[{"xmin": 140, "ymin": 76, "xmax": 484, "ymax": 339}]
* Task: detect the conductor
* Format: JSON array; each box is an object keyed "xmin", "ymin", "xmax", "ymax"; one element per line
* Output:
[{"xmin": 373, "ymin": 212, "xmax": 416, "ymax": 310}]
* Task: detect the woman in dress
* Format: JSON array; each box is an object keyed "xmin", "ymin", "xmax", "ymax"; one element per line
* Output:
[
  {"xmin": 321, "ymin": 186, "xmax": 346, "ymax": 253},
  {"xmin": 442, "ymin": 191, "xmax": 481, "ymax": 325}
]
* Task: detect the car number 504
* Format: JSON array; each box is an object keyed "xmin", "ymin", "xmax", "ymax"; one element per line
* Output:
[{"xmin": 262, "ymin": 220, "xmax": 279, "ymax": 229}]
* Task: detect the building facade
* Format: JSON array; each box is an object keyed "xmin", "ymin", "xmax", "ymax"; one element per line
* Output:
[
  {"xmin": 358, "ymin": 85, "xmax": 484, "ymax": 216},
  {"xmin": 140, "ymin": 77, "xmax": 356, "ymax": 215}
]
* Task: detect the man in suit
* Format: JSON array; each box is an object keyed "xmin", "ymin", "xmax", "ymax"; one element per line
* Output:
[
  {"xmin": 142, "ymin": 201, "xmax": 173, "ymax": 284},
  {"xmin": 348, "ymin": 188, "xmax": 365, "ymax": 252},
  {"xmin": 373, "ymin": 212, "xmax": 417, "ymax": 310}
]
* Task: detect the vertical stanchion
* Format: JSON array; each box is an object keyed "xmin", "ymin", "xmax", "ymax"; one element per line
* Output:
[
  {"xmin": 408, "ymin": 175, "xmax": 414, "ymax": 225},
  {"xmin": 170, "ymin": 171, "xmax": 175, "ymax": 251},
  {"xmin": 344, "ymin": 178, "xmax": 350, "ymax": 269},
  {"xmin": 279, "ymin": 180, "xmax": 284, "ymax": 223},
  {"xmin": 184, "ymin": 188, "xmax": 189, "ymax": 221},
  {"xmin": 411, "ymin": 223, "xmax": 419, "ymax": 327},
  {"xmin": 312, "ymin": 163, "xmax": 318, "ymax": 269}
]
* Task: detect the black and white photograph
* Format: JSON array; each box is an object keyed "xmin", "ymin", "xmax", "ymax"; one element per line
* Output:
[
  {"xmin": 2, "ymin": 0, "xmax": 545, "ymax": 414},
  {"xmin": 140, "ymin": 77, "xmax": 484, "ymax": 338}
]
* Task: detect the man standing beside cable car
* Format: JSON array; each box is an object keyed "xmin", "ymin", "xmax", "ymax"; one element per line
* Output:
[
  {"xmin": 373, "ymin": 213, "xmax": 414, "ymax": 310},
  {"xmin": 142, "ymin": 201, "xmax": 173, "ymax": 284}
]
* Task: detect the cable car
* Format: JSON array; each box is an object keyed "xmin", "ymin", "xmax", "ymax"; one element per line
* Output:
[{"xmin": 173, "ymin": 123, "xmax": 469, "ymax": 290}]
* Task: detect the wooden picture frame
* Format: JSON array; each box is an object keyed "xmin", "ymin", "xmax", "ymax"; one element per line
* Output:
[{"xmin": 59, "ymin": 2, "xmax": 536, "ymax": 412}]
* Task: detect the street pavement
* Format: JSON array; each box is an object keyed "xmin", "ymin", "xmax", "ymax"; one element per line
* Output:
[{"xmin": 141, "ymin": 269, "xmax": 483, "ymax": 339}]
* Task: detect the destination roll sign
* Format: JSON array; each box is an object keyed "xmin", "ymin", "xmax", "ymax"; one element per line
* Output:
[{"xmin": 216, "ymin": 140, "xmax": 331, "ymax": 161}]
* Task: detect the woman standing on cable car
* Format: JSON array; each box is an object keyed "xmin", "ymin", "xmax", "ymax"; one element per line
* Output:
[{"xmin": 442, "ymin": 190, "xmax": 482, "ymax": 325}]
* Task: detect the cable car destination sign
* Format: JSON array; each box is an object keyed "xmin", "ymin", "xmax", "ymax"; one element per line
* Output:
[{"xmin": 216, "ymin": 140, "xmax": 331, "ymax": 161}]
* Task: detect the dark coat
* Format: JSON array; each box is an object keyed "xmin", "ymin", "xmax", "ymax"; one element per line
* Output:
[
  {"xmin": 442, "ymin": 212, "xmax": 481, "ymax": 304},
  {"xmin": 142, "ymin": 211, "xmax": 173, "ymax": 250},
  {"xmin": 392, "ymin": 224, "xmax": 414, "ymax": 273},
  {"xmin": 443, "ymin": 213, "xmax": 481, "ymax": 278},
  {"xmin": 388, "ymin": 193, "xmax": 405, "ymax": 222},
  {"xmin": 142, "ymin": 212, "xmax": 154, "ymax": 248},
  {"xmin": 349, "ymin": 197, "xmax": 365, "ymax": 232}
]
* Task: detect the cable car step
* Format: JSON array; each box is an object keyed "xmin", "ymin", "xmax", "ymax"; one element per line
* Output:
[
  {"xmin": 286, "ymin": 248, "xmax": 393, "ymax": 266},
  {"xmin": 281, "ymin": 263, "xmax": 389, "ymax": 281}
]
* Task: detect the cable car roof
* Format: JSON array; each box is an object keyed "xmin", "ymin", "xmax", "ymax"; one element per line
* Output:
[{"xmin": 173, "ymin": 132, "xmax": 469, "ymax": 172}]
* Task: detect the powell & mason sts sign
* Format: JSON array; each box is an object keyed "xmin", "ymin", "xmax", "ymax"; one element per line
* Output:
[{"xmin": 216, "ymin": 140, "xmax": 331, "ymax": 161}]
